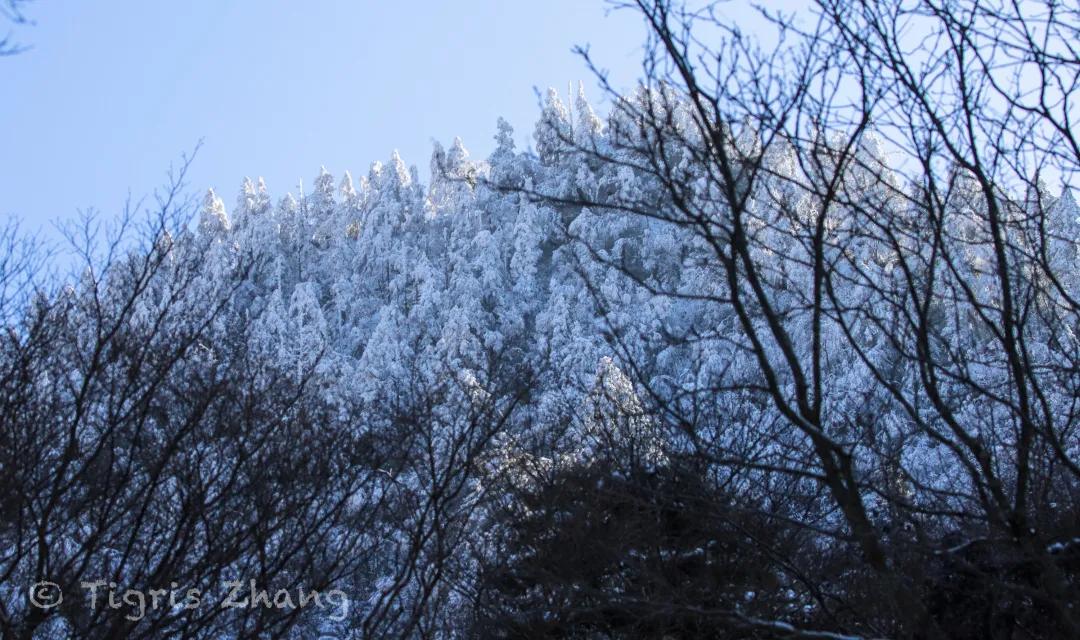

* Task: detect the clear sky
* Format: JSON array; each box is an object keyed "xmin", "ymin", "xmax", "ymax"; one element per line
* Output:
[{"xmin": 1, "ymin": 1, "xmax": 647, "ymax": 234}]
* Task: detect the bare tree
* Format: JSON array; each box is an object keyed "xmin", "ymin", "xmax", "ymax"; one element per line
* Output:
[
  {"xmin": 495, "ymin": 0, "xmax": 1080, "ymax": 637},
  {"xmin": 0, "ymin": 0, "xmax": 31, "ymax": 56},
  {"xmin": 0, "ymin": 159, "xmax": 387, "ymax": 639}
]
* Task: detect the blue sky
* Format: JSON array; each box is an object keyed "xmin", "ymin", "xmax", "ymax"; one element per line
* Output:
[{"xmin": 1, "ymin": 1, "xmax": 647, "ymax": 233}]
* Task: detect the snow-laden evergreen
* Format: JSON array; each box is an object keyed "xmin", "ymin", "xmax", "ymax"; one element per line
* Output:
[
  {"xmin": 3, "ymin": 85, "xmax": 1077, "ymax": 638},
  {"xmin": 156, "ymin": 87, "xmax": 1075, "ymax": 628}
]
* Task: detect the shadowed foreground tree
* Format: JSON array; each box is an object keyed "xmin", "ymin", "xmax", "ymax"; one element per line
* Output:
[
  {"xmin": 471, "ymin": 452, "xmax": 813, "ymax": 638},
  {"xmin": 0, "ymin": 157, "xmax": 529, "ymax": 639},
  {"xmin": 3, "ymin": 1, "xmax": 1079, "ymax": 635},
  {"xmin": 0, "ymin": 162, "xmax": 369, "ymax": 639},
  {"xmin": 486, "ymin": 0, "xmax": 1080, "ymax": 637}
]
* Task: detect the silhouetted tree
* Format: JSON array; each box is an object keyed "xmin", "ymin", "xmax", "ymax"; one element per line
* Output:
[{"xmin": 495, "ymin": 0, "xmax": 1080, "ymax": 637}]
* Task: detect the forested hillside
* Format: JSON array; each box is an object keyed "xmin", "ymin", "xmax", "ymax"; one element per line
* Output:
[{"xmin": 3, "ymin": 0, "xmax": 1080, "ymax": 638}]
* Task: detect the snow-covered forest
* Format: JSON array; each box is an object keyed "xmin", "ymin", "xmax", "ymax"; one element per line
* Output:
[{"xmin": 2, "ymin": 1, "xmax": 1079, "ymax": 638}]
